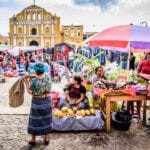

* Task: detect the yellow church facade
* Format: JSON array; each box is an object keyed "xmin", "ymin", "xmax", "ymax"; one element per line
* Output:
[
  {"xmin": 9, "ymin": 5, "xmax": 83, "ymax": 48},
  {"xmin": 9, "ymin": 5, "xmax": 61, "ymax": 48}
]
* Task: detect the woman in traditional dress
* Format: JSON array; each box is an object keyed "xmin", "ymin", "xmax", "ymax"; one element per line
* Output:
[{"xmin": 24, "ymin": 62, "xmax": 52, "ymax": 147}]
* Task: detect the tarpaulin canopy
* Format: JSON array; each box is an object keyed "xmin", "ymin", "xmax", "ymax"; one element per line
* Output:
[
  {"xmin": 0, "ymin": 45, "xmax": 14, "ymax": 52},
  {"xmin": 7, "ymin": 46, "xmax": 44, "ymax": 56},
  {"xmin": 88, "ymin": 24, "xmax": 150, "ymax": 52}
]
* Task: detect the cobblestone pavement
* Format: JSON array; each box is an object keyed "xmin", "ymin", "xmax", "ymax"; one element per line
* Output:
[
  {"xmin": 0, "ymin": 77, "xmax": 150, "ymax": 150},
  {"xmin": 0, "ymin": 115, "xmax": 150, "ymax": 150}
]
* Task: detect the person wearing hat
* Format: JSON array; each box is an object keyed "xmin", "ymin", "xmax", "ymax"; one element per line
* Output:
[
  {"xmin": 30, "ymin": 54, "xmax": 50, "ymax": 78},
  {"xmin": 24, "ymin": 62, "xmax": 52, "ymax": 147}
]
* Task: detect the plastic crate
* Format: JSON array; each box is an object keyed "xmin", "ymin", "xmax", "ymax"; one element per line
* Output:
[{"xmin": 50, "ymin": 92, "xmax": 60, "ymax": 109}]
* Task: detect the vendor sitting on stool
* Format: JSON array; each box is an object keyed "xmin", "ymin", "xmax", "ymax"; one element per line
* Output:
[
  {"xmin": 62, "ymin": 76, "xmax": 89, "ymax": 109},
  {"xmin": 91, "ymin": 66, "xmax": 118, "ymax": 111},
  {"xmin": 91, "ymin": 66, "xmax": 107, "ymax": 106}
]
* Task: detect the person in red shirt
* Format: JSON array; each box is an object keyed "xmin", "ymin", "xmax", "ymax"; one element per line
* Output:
[
  {"xmin": 134, "ymin": 52, "xmax": 150, "ymax": 118},
  {"xmin": 20, "ymin": 54, "xmax": 25, "ymax": 64},
  {"xmin": 12, "ymin": 57, "xmax": 17, "ymax": 70},
  {"xmin": 137, "ymin": 52, "xmax": 150, "ymax": 77}
]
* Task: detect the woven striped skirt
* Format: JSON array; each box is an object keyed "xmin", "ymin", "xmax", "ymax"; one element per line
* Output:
[{"xmin": 28, "ymin": 96, "xmax": 52, "ymax": 136}]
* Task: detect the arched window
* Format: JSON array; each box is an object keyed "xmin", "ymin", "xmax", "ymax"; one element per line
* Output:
[
  {"xmin": 31, "ymin": 28, "xmax": 37, "ymax": 35},
  {"xmin": 5, "ymin": 42, "xmax": 8, "ymax": 45},
  {"xmin": 46, "ymin": 27, "xmax": 50, "ymax": 33},
  {"xmin": 70, "ymin": 30, "xmax": 74, "ymax": 37},
  {"xmin": 18, "ymin": 27, "xmax": 22, "ymax": 34},
  {"xmin": 38, "ymin": 13, "xmax": 41, "ymax": 20},
  {"xmin": 33, "ymin": 13, "xmax": 36, "ymax": 20}
]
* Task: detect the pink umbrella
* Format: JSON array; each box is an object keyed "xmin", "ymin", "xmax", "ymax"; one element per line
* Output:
[{"xmin": 88, "ymin": 24, "xmax": 150, "ymax": 52}]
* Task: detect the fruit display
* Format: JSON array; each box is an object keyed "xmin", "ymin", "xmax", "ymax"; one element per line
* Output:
[
  {"xmin": 68, "ymin": 110, "xmax": 74, "ymax": 116},
  {"xmin": 90, "ymin": 108, "xmax": 96, "ymax": 115},
  {"xmin": 53, "ymin": 107, "xmax": 96, "ymax": 118},
  {"xmin": 81, "ymin": 110, "xmax": 86, "ymax": 116},
  {"xmin": 85, "ymin": 110, "xmax": 91, "ymax": 116},
  {"xmin": 61, "ymin": 107, "xmax": 68, "ymax": 113},
  {"xmin": 73, "ymin": 107, "xmax": 78, "ymax": 113}
]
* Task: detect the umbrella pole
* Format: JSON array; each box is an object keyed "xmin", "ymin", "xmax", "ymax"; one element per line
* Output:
[
  {"xmin": 19, "ymin": 48, "xmax": 20, "ymax": 69},
  {"xmin": 128, "ymin": 43, "xmax": 131, "ymax": 71}
]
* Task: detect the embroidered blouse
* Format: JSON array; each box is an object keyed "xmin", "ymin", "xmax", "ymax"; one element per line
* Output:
[{"xmin": 29, "ymin": 74, "xmax": 51, "ymax": 97}]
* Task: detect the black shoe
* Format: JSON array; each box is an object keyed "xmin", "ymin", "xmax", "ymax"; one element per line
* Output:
[
  {"xmin": 44, "ymin": 139, "xmax": 49, "ymax": 145},
  {"xmin": 28, "ymin": 141, "xmax": 36, "ymax": 147}
]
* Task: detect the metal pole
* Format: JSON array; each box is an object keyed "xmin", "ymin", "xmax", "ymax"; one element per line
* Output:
[
  {"xmin": 51, "ymin": 17, "xmax": 55, "ymax": 48},
  {"xmin": 19, "ymin": 48, "xmax": 20, "ymax": 68}
]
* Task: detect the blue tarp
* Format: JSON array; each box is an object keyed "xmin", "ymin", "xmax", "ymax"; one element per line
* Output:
[{"xmin": 52, "ymin": 111, "xmax": 104, "ymax": 131}]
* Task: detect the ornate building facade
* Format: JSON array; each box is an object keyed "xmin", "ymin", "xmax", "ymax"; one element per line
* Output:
[
  {"xmin": 61, "ymin": 25, "xmax": 83, "ymax": 47},
  {"xmin": 8, "ymin": 4, "xmax": 84, "ymax": 48},
  {"xmin": 0, "ymin": 35, "xmax": 9, "ymax": 45},
  {"xmin": 9, "ymin": 5, "xmax": 61, "ymax": 48}
]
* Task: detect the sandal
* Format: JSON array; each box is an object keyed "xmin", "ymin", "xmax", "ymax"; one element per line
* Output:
[
  {"xmin": 44, "ymin": 138, "xmax": 49, "ymax": 145},
  {"xmin": 29, "ymin": 141, "xmax": 36, "ymax": 147}
]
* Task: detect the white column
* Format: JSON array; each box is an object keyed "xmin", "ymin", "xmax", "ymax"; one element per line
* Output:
[
  {"xmin": 14, "ymin": 24, "xmax": 16, "ymax": 34},
  {"xmin": 24, "ymin": 24, "xmax": 26, "ymax": 34},
  {"xmin": 51, "ymin": 22, "xmax": 54, "ymax": 47},
  {"xmin": 24, "ymin": 37, "xmax": 26, "ymax": 46},
  {"xmin": 41, "ymin": 24, "xmax": 43, "ymax": 34},
  {"xmin": 29, "ymin": 25, "xmax": 30, "ymax": 35},
  {"xmin": 14, "ymin": 37, "xmax": 16, "ymax": 46},
  {"xmin": 41, "ymin": 36, "xmax": 44, "ymax": 47}
]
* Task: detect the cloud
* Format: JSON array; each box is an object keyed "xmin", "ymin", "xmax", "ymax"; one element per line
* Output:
[
  {"xmin": 0, "ymin": 0, "xmax": 150, "ymax": 36},
  {"xmin": 73, "ymin": 0, "xmax": 119, "ymax": 10}
]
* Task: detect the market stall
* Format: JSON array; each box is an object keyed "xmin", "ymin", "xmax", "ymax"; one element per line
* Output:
[
  {"xmin": 104, "ymin": 92, "xmax": 147, "ymax": 132},
  {"xmin": 52, "ymin": 108, "xmax": 104, "ymax": 131},
  {"xmin": 86, "ymin": 24, "xmax": 150, "ymax": 131},
  {"xmin": 54, "ymin": 42, "xmax": 75, "ymax": 61}
]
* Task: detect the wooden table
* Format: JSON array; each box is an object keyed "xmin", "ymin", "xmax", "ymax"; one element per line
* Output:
[{"xmin": 105, "ymin": 94, "xmax": 147, "ymax": 133}]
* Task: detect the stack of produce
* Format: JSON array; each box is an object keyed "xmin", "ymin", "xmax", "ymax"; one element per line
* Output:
[{"xmin": 53, "ymin": 107, "xmax": 96, "ymax": 118}]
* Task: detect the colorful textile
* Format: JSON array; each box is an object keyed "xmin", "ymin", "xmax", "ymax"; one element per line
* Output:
[
  {"xmin": 29, "ymin": 74, "xmax": 51, "ymax": 97},
  {"xmin": 28, "ymin": 96, "xmax": 52, "ymax": 136},
  {"xmin": 99, "ymin": 87, "xmax": 136, "ymax": 99}
]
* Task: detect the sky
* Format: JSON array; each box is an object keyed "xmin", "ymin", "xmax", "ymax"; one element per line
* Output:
[{"xmin": 0, "ymin": 0, "xmax": 150, "ymax": 36}]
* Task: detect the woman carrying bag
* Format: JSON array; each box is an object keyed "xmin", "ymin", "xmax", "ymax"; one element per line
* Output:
[{"xmin": 24, "ymin": 62, "xmax": 52, "ymax": 147}]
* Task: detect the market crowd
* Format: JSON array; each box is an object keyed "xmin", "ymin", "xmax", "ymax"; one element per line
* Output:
[{"xmin": 1, "ymin": 49, "xmax": 150, "ymax": 148}]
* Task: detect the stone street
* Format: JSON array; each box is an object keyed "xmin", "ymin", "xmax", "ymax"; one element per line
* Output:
[{"xmin": 0, "ymin": 77, "xmax": 150, "ymax": 150}]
